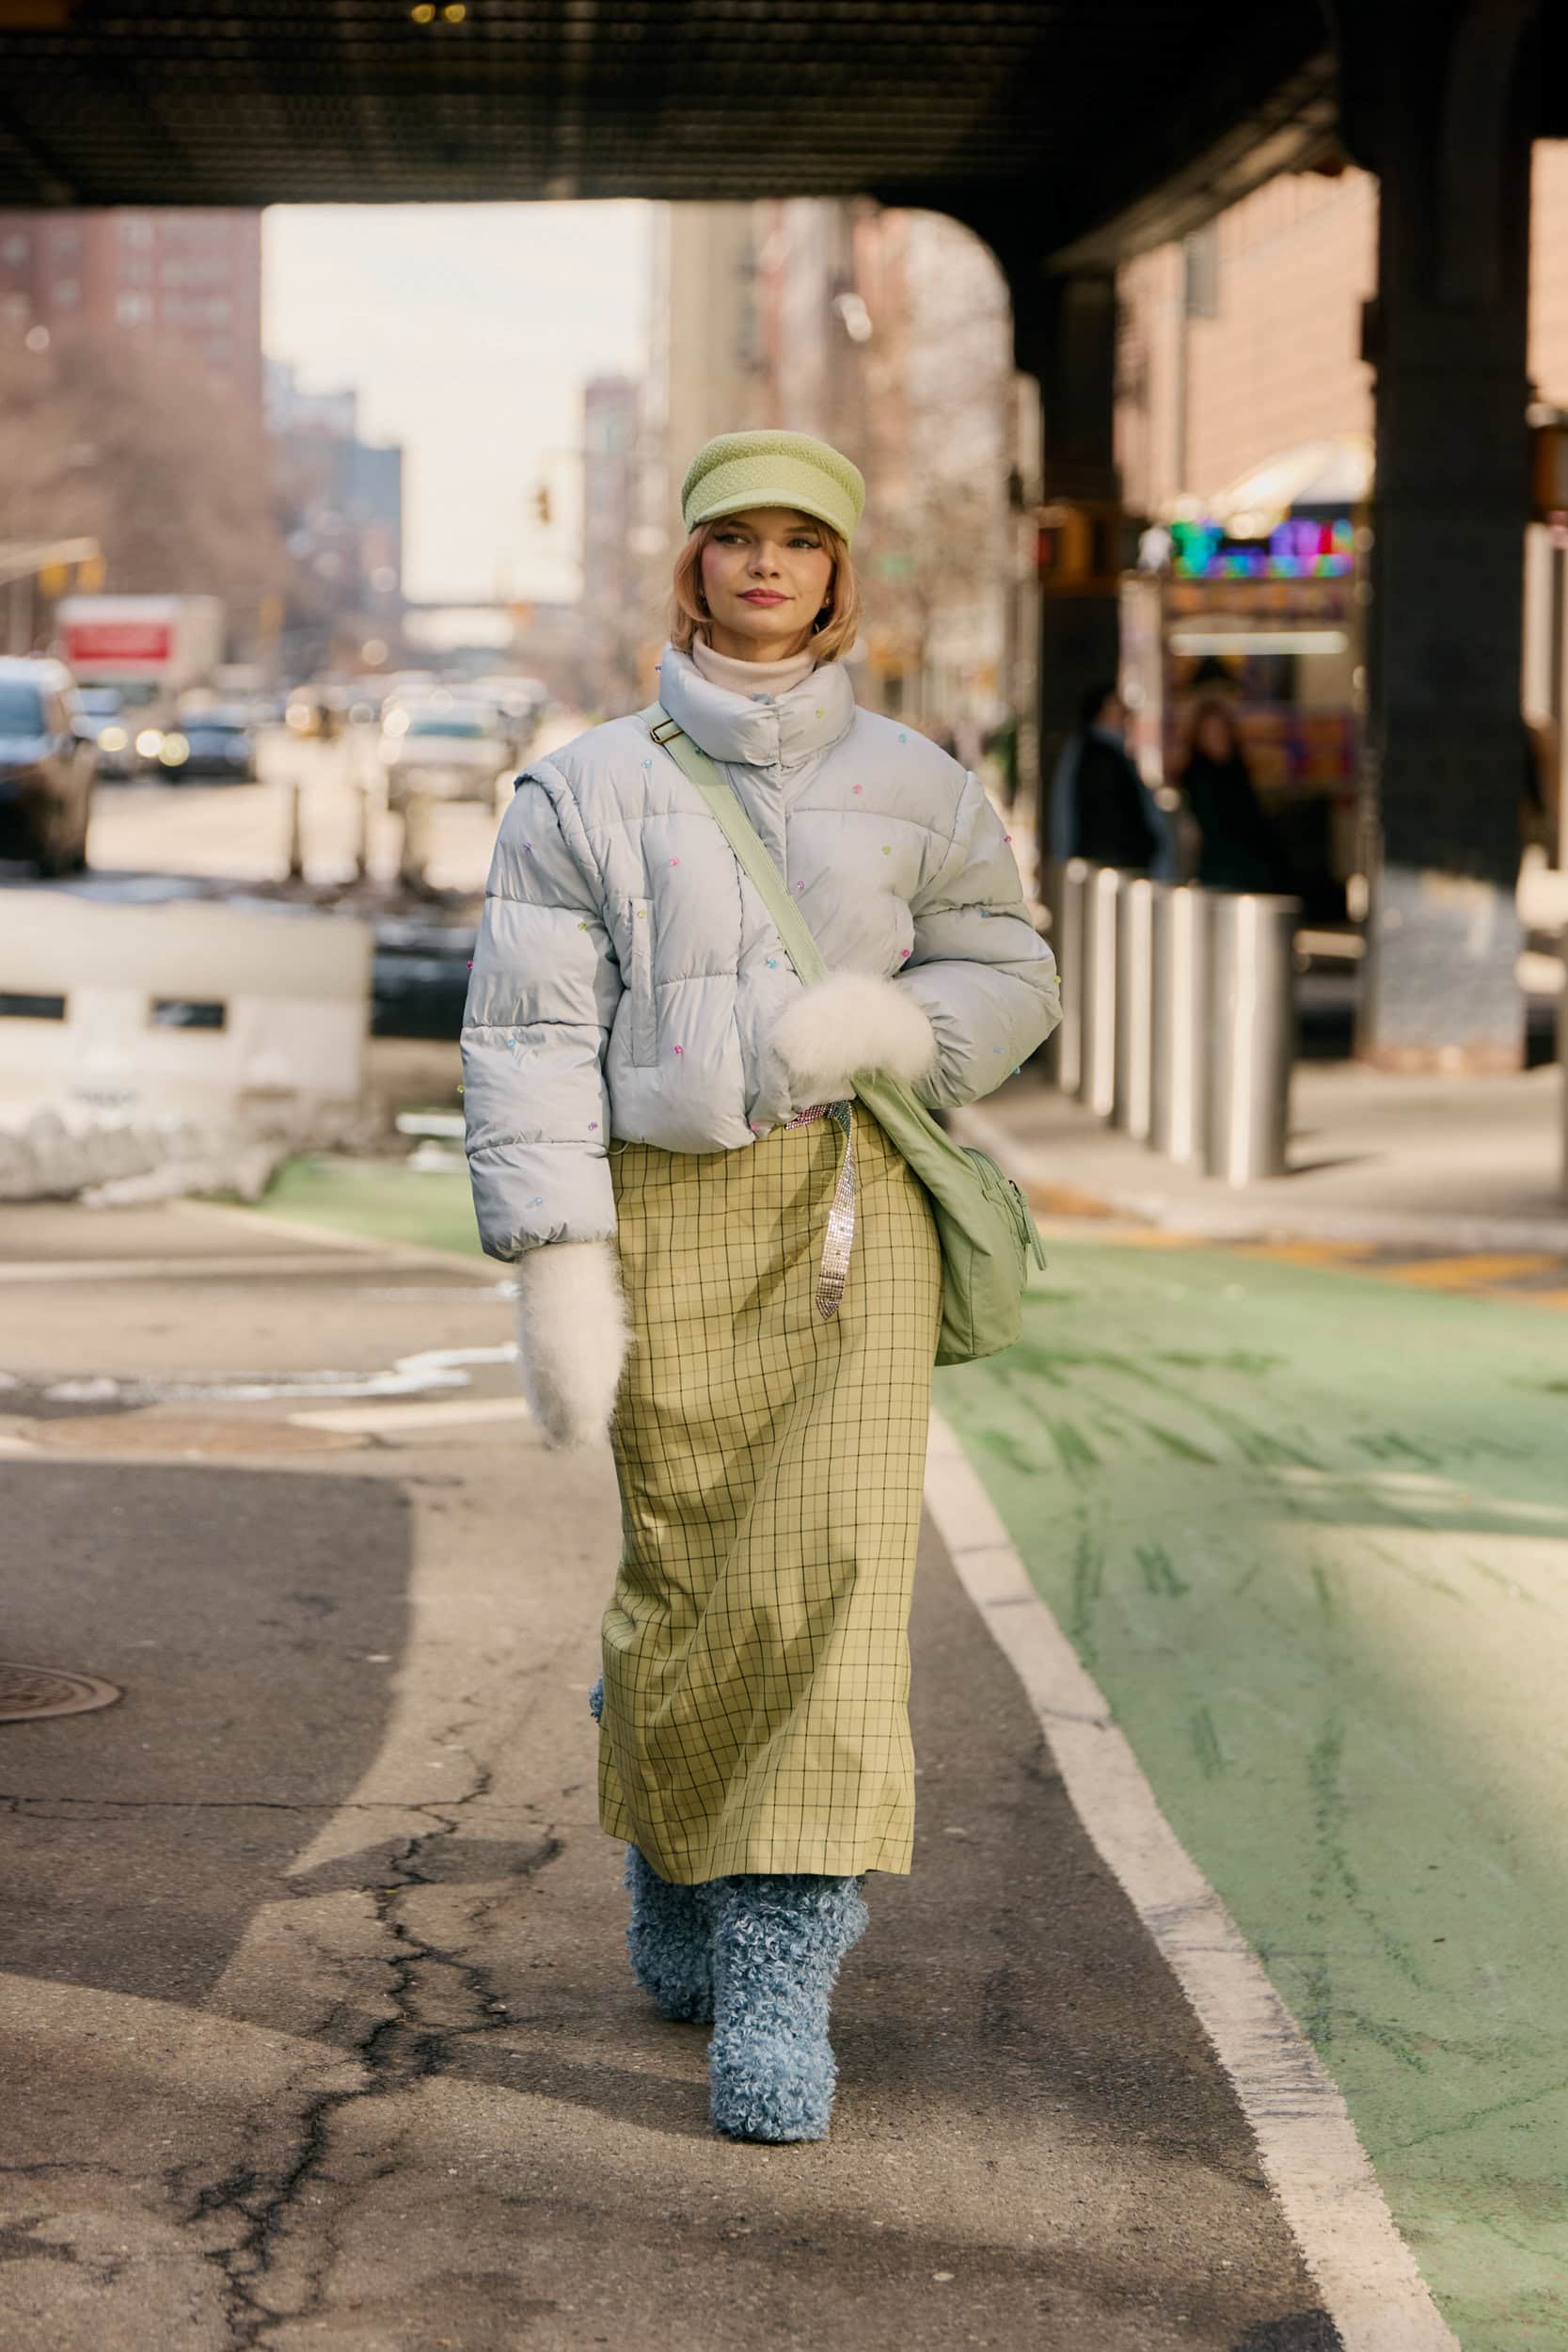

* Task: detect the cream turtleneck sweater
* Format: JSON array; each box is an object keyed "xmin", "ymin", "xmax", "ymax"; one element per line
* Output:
[
  {"xmin": 689, "ymin": 635, "xmax": 817, "ymax": 700},
  {"xmin": 686, "ymin": 632, "xmax": 831, "ymax": 1130}
]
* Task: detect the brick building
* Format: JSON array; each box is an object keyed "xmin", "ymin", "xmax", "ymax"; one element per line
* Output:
[
  {"xmin": 265, "ymin": 358, "xmax": 404, "ymax": 677},
  {"xmin": 0, "ymin": 207, "xmax": 262, "ymax": 429},
  {"xmin": 1118, "ymin": 145, "xmax": 1568, "ymax": 522},
  {"xmin": 1112, "ymin": 149, "xmax": 1568, "ymax": 908}
]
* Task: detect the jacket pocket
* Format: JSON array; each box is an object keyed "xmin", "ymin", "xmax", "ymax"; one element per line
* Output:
[{"xmin": 623, "ymin": 898, "xmax": 657, "ymax": 1065}]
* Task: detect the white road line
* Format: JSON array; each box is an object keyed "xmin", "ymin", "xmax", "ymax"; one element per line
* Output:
[
  {"xmin": 924, "ymin": 1409, "xmax": 1461, "ymax": 2352},
  {"xmin": 0, "ymin": 1253, "xmax": 404, "ymax": 1284},
  {"xmin": 289, "ymin": 1394, "xmax": 531, "ymax": 1435}
]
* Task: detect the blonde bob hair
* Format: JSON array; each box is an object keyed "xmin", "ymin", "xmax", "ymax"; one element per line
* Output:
[{"xmin": 668, "ymin": 515, "xmax": 863, "ymax": 665}]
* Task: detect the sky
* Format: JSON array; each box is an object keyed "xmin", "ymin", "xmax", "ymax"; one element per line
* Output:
[{"xmin": 261, "ymin": 203, "xmax": 653, "ymax": 606}]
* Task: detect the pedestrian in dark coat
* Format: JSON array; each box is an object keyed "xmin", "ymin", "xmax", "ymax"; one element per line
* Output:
[
  {"xmin": 1049, "ymin": 682, "xmax": 1167, "ymax": 872},
  {"xmin": 1178, "ymin": 701, "xmax": 1281, "ymax": 894}
]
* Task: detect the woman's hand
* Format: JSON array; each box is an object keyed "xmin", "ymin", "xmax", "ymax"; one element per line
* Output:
[
  {"xmin": 512, "ymin": 1239, "xmax": 631, "ymax": 1449},
  {"xmin": 769, "ymin": 969, "xmax": 939, "ymax": 1102}
]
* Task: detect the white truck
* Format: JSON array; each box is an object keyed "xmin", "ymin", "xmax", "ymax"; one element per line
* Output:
[{"xmin": 55, "ymin": 595, "xmax": 226, "ymax": 747}]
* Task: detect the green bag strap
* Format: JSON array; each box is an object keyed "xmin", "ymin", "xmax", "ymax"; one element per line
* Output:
[
  {"xmin": 640, "ymin": 698, "xmax": 1046, "ymax": 1276},
  {"xmin": 640, "ymin": 702, "xmax": 832, "ymax": 988}
]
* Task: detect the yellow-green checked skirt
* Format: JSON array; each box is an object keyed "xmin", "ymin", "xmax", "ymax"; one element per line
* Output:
[{"xmin": 599, "ymin": 1108, "xmax": 942, "ymax": 1883}]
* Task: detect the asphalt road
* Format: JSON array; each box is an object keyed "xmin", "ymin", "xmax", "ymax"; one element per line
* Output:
[
  {"xmin": 78, "ymin": 713, "xmax": 583, "ymax": 900},
  {"xmin": 0, "ymin": 1200, "xmax": 1336, "ymax": 2352}
]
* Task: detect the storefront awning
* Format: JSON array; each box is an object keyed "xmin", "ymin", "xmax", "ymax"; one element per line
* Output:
[{"xmin": 1201, "ymin": 437, "xmax": 1373, "ymax": 533}]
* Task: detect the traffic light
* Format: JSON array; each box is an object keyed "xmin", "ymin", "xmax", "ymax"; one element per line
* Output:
[
  {"xmin": 1035, "ymin": 505, "xmax": 1095, "ymax": 585},
  {"xmin": 533, "ymin": 484, "xmax": 552, "ymax": 528},
  {"xmin": 1531, "ymin": 421, "xmax": 1568, "ymax": 520},
  {"xmin": 1035, "ymin": 501, "xmax": 1132, "ymax": 591}
]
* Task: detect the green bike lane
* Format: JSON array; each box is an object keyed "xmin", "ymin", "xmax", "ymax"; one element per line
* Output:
[{"xmin": 937, "ymin": 1234, "xmax": 1568, "ymax": 2349}]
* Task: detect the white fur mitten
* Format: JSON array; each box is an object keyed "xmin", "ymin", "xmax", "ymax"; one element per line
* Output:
[
  {"xmin": 769, "ymin": 970, "xmax": 939, "ymax": 1102},
  {"xmin": 512, "ymin": 1239, "xmax": 631, "ymax": 1451}
]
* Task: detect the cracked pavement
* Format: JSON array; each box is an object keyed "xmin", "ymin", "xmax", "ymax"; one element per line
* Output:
[{"xmin": 0, "ymin": 1200, "xmax": 1335, "ymax": 2350}]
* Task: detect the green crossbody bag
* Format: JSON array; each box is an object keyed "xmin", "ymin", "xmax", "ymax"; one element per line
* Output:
[{"xmin": 642, "ymin": 703, "xmax": 1047, "ymax": 1367}]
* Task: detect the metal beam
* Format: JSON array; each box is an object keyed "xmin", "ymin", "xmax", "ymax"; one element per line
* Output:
[{"xmin": 1042, "ymin": 50, "xmax": 1341, "ymax": 272}]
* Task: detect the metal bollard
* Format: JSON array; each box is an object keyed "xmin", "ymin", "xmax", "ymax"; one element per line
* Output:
[
  {"xmin": 355, "ymin": 781, "xmax": 373, "ymax": 882},
  {"xmin": 398, "ymin": 792, "xmax": 432, "ymax": 893},
  {"xmin": 1113, "ymin": 876, "xmax": 1156, "ymax": 1139},
  {"xmin": 1149, "ymin": 884, "xmax": 1211, "ymax": 1163},
  {"xmin": 1077, "ymin": 865, "xmax": 1122, "ymax": 1120},
  {"xmin": 286, "ymin": 780, "xmax": 306, "ymax": 881},
  {"xmin": 1204, "ymin": 892, "xmax": 1302, "ymax": 1185},
  {"xmin": 1048, "ymin": 857, "xmax": 1089, "ymax": 1093}
]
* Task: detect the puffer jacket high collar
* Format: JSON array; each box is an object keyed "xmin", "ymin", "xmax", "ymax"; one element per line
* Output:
[{"xmin": 657, "ymin": 644, "xmax": 856, "ymax": 778}]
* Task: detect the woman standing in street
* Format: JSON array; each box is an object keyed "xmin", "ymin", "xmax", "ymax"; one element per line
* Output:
[{"xmin": 462, "ymin": 430, "xmax": 1059, "ymax": 2143}]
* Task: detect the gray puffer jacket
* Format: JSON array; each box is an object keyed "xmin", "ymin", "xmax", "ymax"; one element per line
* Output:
[{"xmin": 461, "ymin": 645, "xmax": 1060, "ymax": 1260}]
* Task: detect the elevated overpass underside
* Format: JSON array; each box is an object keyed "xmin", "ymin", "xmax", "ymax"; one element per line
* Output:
[
  {"xmin": 5, "ymin": 0, "xmax": 1568, "ymax": 1068},
  {"xmin": 0, "ymin": 0, "xmax": 1338, "ymax": 250}
]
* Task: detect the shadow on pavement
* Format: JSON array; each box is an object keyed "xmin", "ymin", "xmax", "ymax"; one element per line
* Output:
[{"xmin": 1, "ymin": 1460, "xmax": 412, "ymax": 2008}]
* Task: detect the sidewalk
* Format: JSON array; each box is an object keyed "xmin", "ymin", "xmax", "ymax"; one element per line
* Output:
[
  {"xmin": 0, "ymin": 1198, "xmax": 1337, "ymax": 2351},
  {"xmin": 959, "ymin": 1060, "xmax": 1568, "ymax": 1252}
]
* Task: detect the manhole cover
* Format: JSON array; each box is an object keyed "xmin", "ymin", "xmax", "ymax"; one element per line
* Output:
[
  {"xmin": 26, "ymin": 1414, "xmax": 366, "ymax": 1458},
  {"xmin": 0, "ymin": 1663, "xmax": 121, "ymax": 1722}
]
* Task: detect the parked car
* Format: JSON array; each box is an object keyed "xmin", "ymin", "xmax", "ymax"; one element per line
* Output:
[
  {"xmin": 72, "ymin": 683, "xmax": 136, "ymax": 780},
  {"xmin": 0, "ymin": 656, "xmax": 95, "ymax": 874},
  {"xmin": 380, "ymin": 697, "xmax": 513, "ymax": 809},
  {"xmin": 151, "ymin": 705, "xmax": 259, "ymax": 783}
]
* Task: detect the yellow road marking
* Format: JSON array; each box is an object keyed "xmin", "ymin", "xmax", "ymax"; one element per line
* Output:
[
  {"xmin": 1242, "ymin": 1240, "xmax": 1379, "ymax": 1268},
  {"xmin": 1029, "ymin": 1219, "xmax": 1568, "ymax": 1301},
  {"xmin": 1073, "ymin": 1226, "xmax": 1209, "ymax": 1249},
  {"xmin": 1375, "ymin": 1253, "xmax": 1560, "ymax": 1291}
]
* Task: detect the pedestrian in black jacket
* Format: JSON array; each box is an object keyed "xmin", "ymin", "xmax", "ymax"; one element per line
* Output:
[
  {"xmin": 1049, "ymin": 682, "xmax": 1166, "ymax": 872},
  {"xmin": 1178, "ymin": 701, "xmax": 1282, "ymax": 893}
]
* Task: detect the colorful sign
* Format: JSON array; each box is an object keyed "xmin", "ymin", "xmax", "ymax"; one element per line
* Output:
[{"xmin": 1169, "ymin": 516, "xmax": 1355, "ymax": 581}]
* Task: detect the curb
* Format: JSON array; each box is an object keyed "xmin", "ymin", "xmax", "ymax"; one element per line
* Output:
[{"xmin": 951, "ymin": 1103, "xmax": 1568, "ymax": 1256}]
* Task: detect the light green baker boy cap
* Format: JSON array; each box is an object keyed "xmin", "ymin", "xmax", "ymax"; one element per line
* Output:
[{"xmin": 680, "ymin": 429, "xmax": 866, "ymax": 546}]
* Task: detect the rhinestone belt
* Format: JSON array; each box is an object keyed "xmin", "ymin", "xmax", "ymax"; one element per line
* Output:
[{"xmin": 784, "ymin": 1099, "xmax": 856, "ymax": 1320}]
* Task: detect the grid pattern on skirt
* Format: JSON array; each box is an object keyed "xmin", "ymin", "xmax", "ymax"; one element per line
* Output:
[{"xmin": 599, "ymin": 1107, "xmax": 942, "ymax": 1883}]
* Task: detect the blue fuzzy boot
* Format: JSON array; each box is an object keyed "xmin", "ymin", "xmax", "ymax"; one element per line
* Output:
[
  {"xmin": 707, "ymin": 1873, "xmax": 868, "ymax": 2143},
  {"xmin": 626, "ymin": 1847, "xmax": 716, "ymax": 2025},
  {"xmin": 596, "ymin": 1683, "xmax": 716, "ymax": 2023}
]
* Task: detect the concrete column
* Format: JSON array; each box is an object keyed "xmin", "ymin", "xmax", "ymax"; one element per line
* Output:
[
  {"xmin": 1342, "ymin": 0, "xmax": 1541, "ymax": 1069},
  {"xmin": 1014, "ymin": 268, "xmax": 1127, "ymax": 897}
]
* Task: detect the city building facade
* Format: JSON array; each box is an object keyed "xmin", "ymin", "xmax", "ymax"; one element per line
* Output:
[
  {"xmin": 265, "ymin": 358, "xmax": 404, "ymax": 677},
  {"xmin": 652, "ymin": 198, "xmax": 1022, "ymax": 754},
  {"xmin": 579, "ymin": 373, "xmax": 655, "ymax": 715},
  {"xmin": 0, "ymin": 207, "xmax": 262, "ymax": 425},
  {"xmin": 1113, "ymin": 148, "xmax": 1568, "ymax": 937}
]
